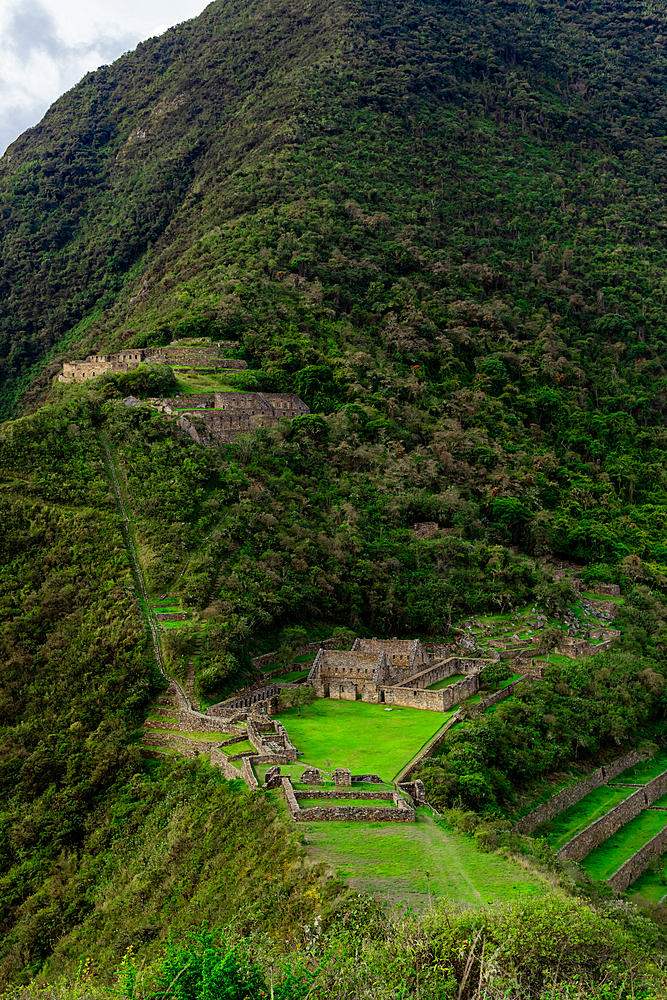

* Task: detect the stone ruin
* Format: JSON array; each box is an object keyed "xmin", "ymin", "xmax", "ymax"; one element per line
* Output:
[
  {"xmin": 308, "ymin": 638, "xmax": 493, "ymax": 713},
  {"xmin": 58, "ymin": 338, "xmax": 247, "ymax": 382},
  {"xmin": 172, "ymin": 392, "xmax": 310, "ymax": 444},
  {"xmin": 301, "ymin": 766, "xmax": 323, "ymax": 785}
]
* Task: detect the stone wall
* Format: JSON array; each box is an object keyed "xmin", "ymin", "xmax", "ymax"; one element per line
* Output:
[
  {"xmin": 381, "ymin": 672, "xmax": 480, "ymax": 712},
  {"xmin": 395, "ymin": 656, "xmax": 490, "ymax": 690},
  {"xmin": 162, "ymin": 394, "xmax": 215, "ymax": 409},
  {"xmin": 241, "ymin": 757, "xmax": 259, "ymax": 791},
  {"xmin": 247, "ymin": 716, "xmax": 298, "ymax": 759},
  {"xmin": 607, "ymin": 825, "xmax": 667, "ymax": 892},
  {"xmin": 282, "ymin": 778, "xmax": 415, "ymax": 823},
  {"xmin": 210, "ymin": 748, "xmax": 243, "ymax": 780},
  {"xmin": 558, "ymin": 768, "xmax": 667, "ymax": 862},
  {"xmin": 296, "ymin": 789, "xmax": 394, "ymax": 801},
  {"xmin": 514, "ymin": 748, "xmax": 652, "ymax": 835},
  {"xmin": 210, "ymin": 684, "xmax": 281, "ymax": 713},
  {"xmin": 475, "ymin": 677, "xmax": 530, "ymax": 711},
  {"xmin": 154, "ymin": 612, "xmax": 188, "ymax": 621},
  {"xmin": 556, "ymin": 633, "xmax": 616, "ymax": 659},
  {"xmin": 178, "ymin": 708, "xmax": 233, "ymax": 733},
  {"xmin": 596, "ymin": 584, "xmax": 621, "ymax": 598},
  {"xmin": 352, "ymin": 637, "xmax": 425, "ymax": 669},
  {"xmin": 413, "ymin": 522, "xmax": 440, "ymax": 539}
]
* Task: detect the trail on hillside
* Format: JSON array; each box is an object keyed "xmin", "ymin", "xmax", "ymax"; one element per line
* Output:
[{"xmin": 99, "ymin": 431, "xmax": 191, "ymax": 708}]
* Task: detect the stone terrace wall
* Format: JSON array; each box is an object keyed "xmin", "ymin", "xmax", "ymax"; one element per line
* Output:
[
  {"xmin": 514, "ymin": 748, "xmax": 651, "ymax": 835},
  {"xmin": 241, "ymin": 757, "xmax": 259, "ymax": 791},
  {"xmin": 476, "ymin": 677, "xmax": 531, "ymax": 712},
  {"xmin": 210, "ymin": 748, "xmax": 243, "ymax": 781},
  {"xmin": 295, "ymin": 789, "xmax": 395, "ymax": 801},
  {"xmin": 607, "ymin": 824, "xmax": 667, "ymax": 892},
  {"xmin": 162, "ymin": 394, "xmax": 215, "ymax": 409},
  {"xmin": 558, "ymin": 768, "xmax": 667, "ymax": 862},
  {"xmin": 178, "ymin": 708, "xmax": 235, "ymax": 733}
]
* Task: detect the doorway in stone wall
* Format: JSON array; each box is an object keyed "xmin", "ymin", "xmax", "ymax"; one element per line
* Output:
[{"xmin": 380, "ymin": 690, "xmax": 385, "ymax": 703}]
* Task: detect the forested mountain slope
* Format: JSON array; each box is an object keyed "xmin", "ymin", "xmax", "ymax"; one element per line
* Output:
[{"xmin": 6, "ymin": 0, "xmax": 667, "ymax": 990}]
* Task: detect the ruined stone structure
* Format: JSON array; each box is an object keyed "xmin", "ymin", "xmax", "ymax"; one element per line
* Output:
[
  {"xmin": 413, "ymin": 522, "xmax": 440, "ymax": 539},
  {"xmin": 308, "ymin": 638, "xmax": 493, "ymax": 712},
  {"xmin": 282, "ymin": 776, "xmax": 415, "ymax": 823},
  {"xmin": 154, "ymin": 391, "xmax": 311, "ymax": 445},
  {"xmin": 555, "ymin": 628, "xmax": 620, "ymax": 659},
  {"xmin": 513, "ymin": 748, "xmax": 653, "ymax": 835},
  {"xmin": 58, "ymin": 338, "xmax": 247, "ymax": 382}
]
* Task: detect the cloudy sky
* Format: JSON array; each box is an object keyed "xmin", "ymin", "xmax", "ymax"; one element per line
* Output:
[{"xmin": 0, "ymin": 0, "xmax": 211, "ymax": 155}]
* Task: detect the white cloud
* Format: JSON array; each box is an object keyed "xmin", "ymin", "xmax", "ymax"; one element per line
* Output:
[{"xmin": 0, "ymin": 0, "xmax": 211, "ymax": 155}]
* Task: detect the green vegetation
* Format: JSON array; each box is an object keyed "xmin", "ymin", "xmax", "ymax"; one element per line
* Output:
[
  {"xmin": 274, "ymin": 700, "xmax": 446, "ymax": 781},
  {"xmin": 6, "ymin": 0, "xmax": 667, "ymax": 988},
  {"xmin": 616, "ymin": 751, "xmax": 667, "ymax": 785},
  {"xmin": 305, "ymin": 808, "xmax": 543, "ymax": 908},
  {"xmin": 546, "ymin": 787, "xmax": 635, "ymax": 851},
  {"xmin": 297, "ymin": 797, "xmax": 395, "ymax": 808},
  {"xmin": 583, "ymin": 811, "xmax": 667, "ymax": 881}
]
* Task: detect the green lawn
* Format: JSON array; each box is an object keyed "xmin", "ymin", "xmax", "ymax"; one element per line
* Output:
[
  {"xmin": 428, "ymin": 674, "xmax": 465, "ymax": 690},
  {"xmin": 614, "ymin": 750, "xmax": 667, "ymax": 785},
  {"xmin": 273, "ymin": 699, "xmax": 448, "ymax": 781},
  {"xmin": 297, "ymin": 798, "xmax": 395, "ymax": 808},
  {"xmin": 582, "ymin": 811, "xmax": 667, "ymax": 880},
  {"xmin": 547, "ymin": 786, "xmax": 634, "ymax": 850},
  {"xmin": 223, "ymin": 740, "xmax": 256, "ymax": 755},
  {"xmin": 304, "ymin": 807, "xmax": 544, "ymax": 910}
]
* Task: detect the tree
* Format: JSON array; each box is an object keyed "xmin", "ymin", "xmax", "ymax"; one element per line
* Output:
[
  {"xmin": 278, "ymin": 685, "xmax": 317, "ymax": 716},
  {"xmin": 482, "ymin": 660, "xmax": 513, "ymax": 692}
]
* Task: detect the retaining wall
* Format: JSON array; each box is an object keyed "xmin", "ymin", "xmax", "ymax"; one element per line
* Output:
[
  {"xmin": 607, "ymin": 824, "xmax": 667, "ymax": 892},
  {"xmin": 558, "ymin": 768, "xmax": 667, "ymax": 862},
  {"xmin": 295, "ymin": 789, "xmax": 394, "ymax": 801},
  {"xmin": 210, "ymin": 748, "xmax": 243, "ymax": 780},
  {"xmin": 380, "ymin": 672, "xmax": 480, "ymax": 711},
  {"xmin": 241, "ymin": 757, "xmax": 259, "ymax": 791},
  {"xmin": 514, "ymin": 748, "xmax": 652, "ymax": 835},
  {"xmin": 178, "ymin": 708, "xmax": 233, "ymax": 733}
]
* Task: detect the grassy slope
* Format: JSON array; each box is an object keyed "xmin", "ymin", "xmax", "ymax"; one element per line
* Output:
[
  {"xmin": 273, "ymin": 700, "xmax": 447, "ymax": 781},
  {"xmin": 305, "ymin": 807, "xmax": 544, "ymax": 911}
]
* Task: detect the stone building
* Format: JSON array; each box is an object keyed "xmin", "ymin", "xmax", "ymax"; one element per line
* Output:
[
  {"xmin": 58, "ymin": 338, "xmax": 247, "ymax": 382},
  {"xmin": 308, "ymin": 638, "xmax": 493, "ymax": 713},
  {"xmin": 171, "ymin": 392, "xmax": 310, "ymax": 444}
]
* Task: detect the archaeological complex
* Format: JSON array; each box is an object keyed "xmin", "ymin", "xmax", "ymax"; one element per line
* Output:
[
  {"xmin": 58, "ymin": 337, "xmax": 248, "ymax": 381},
  {"xmin": 58, "ymin": 336, "xmax": 311, "ymax": 442}
]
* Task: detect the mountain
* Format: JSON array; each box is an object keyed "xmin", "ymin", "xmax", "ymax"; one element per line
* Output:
[{"xmin": 4, "ymin": 0, "xmax": 667, "ymax": 991}]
